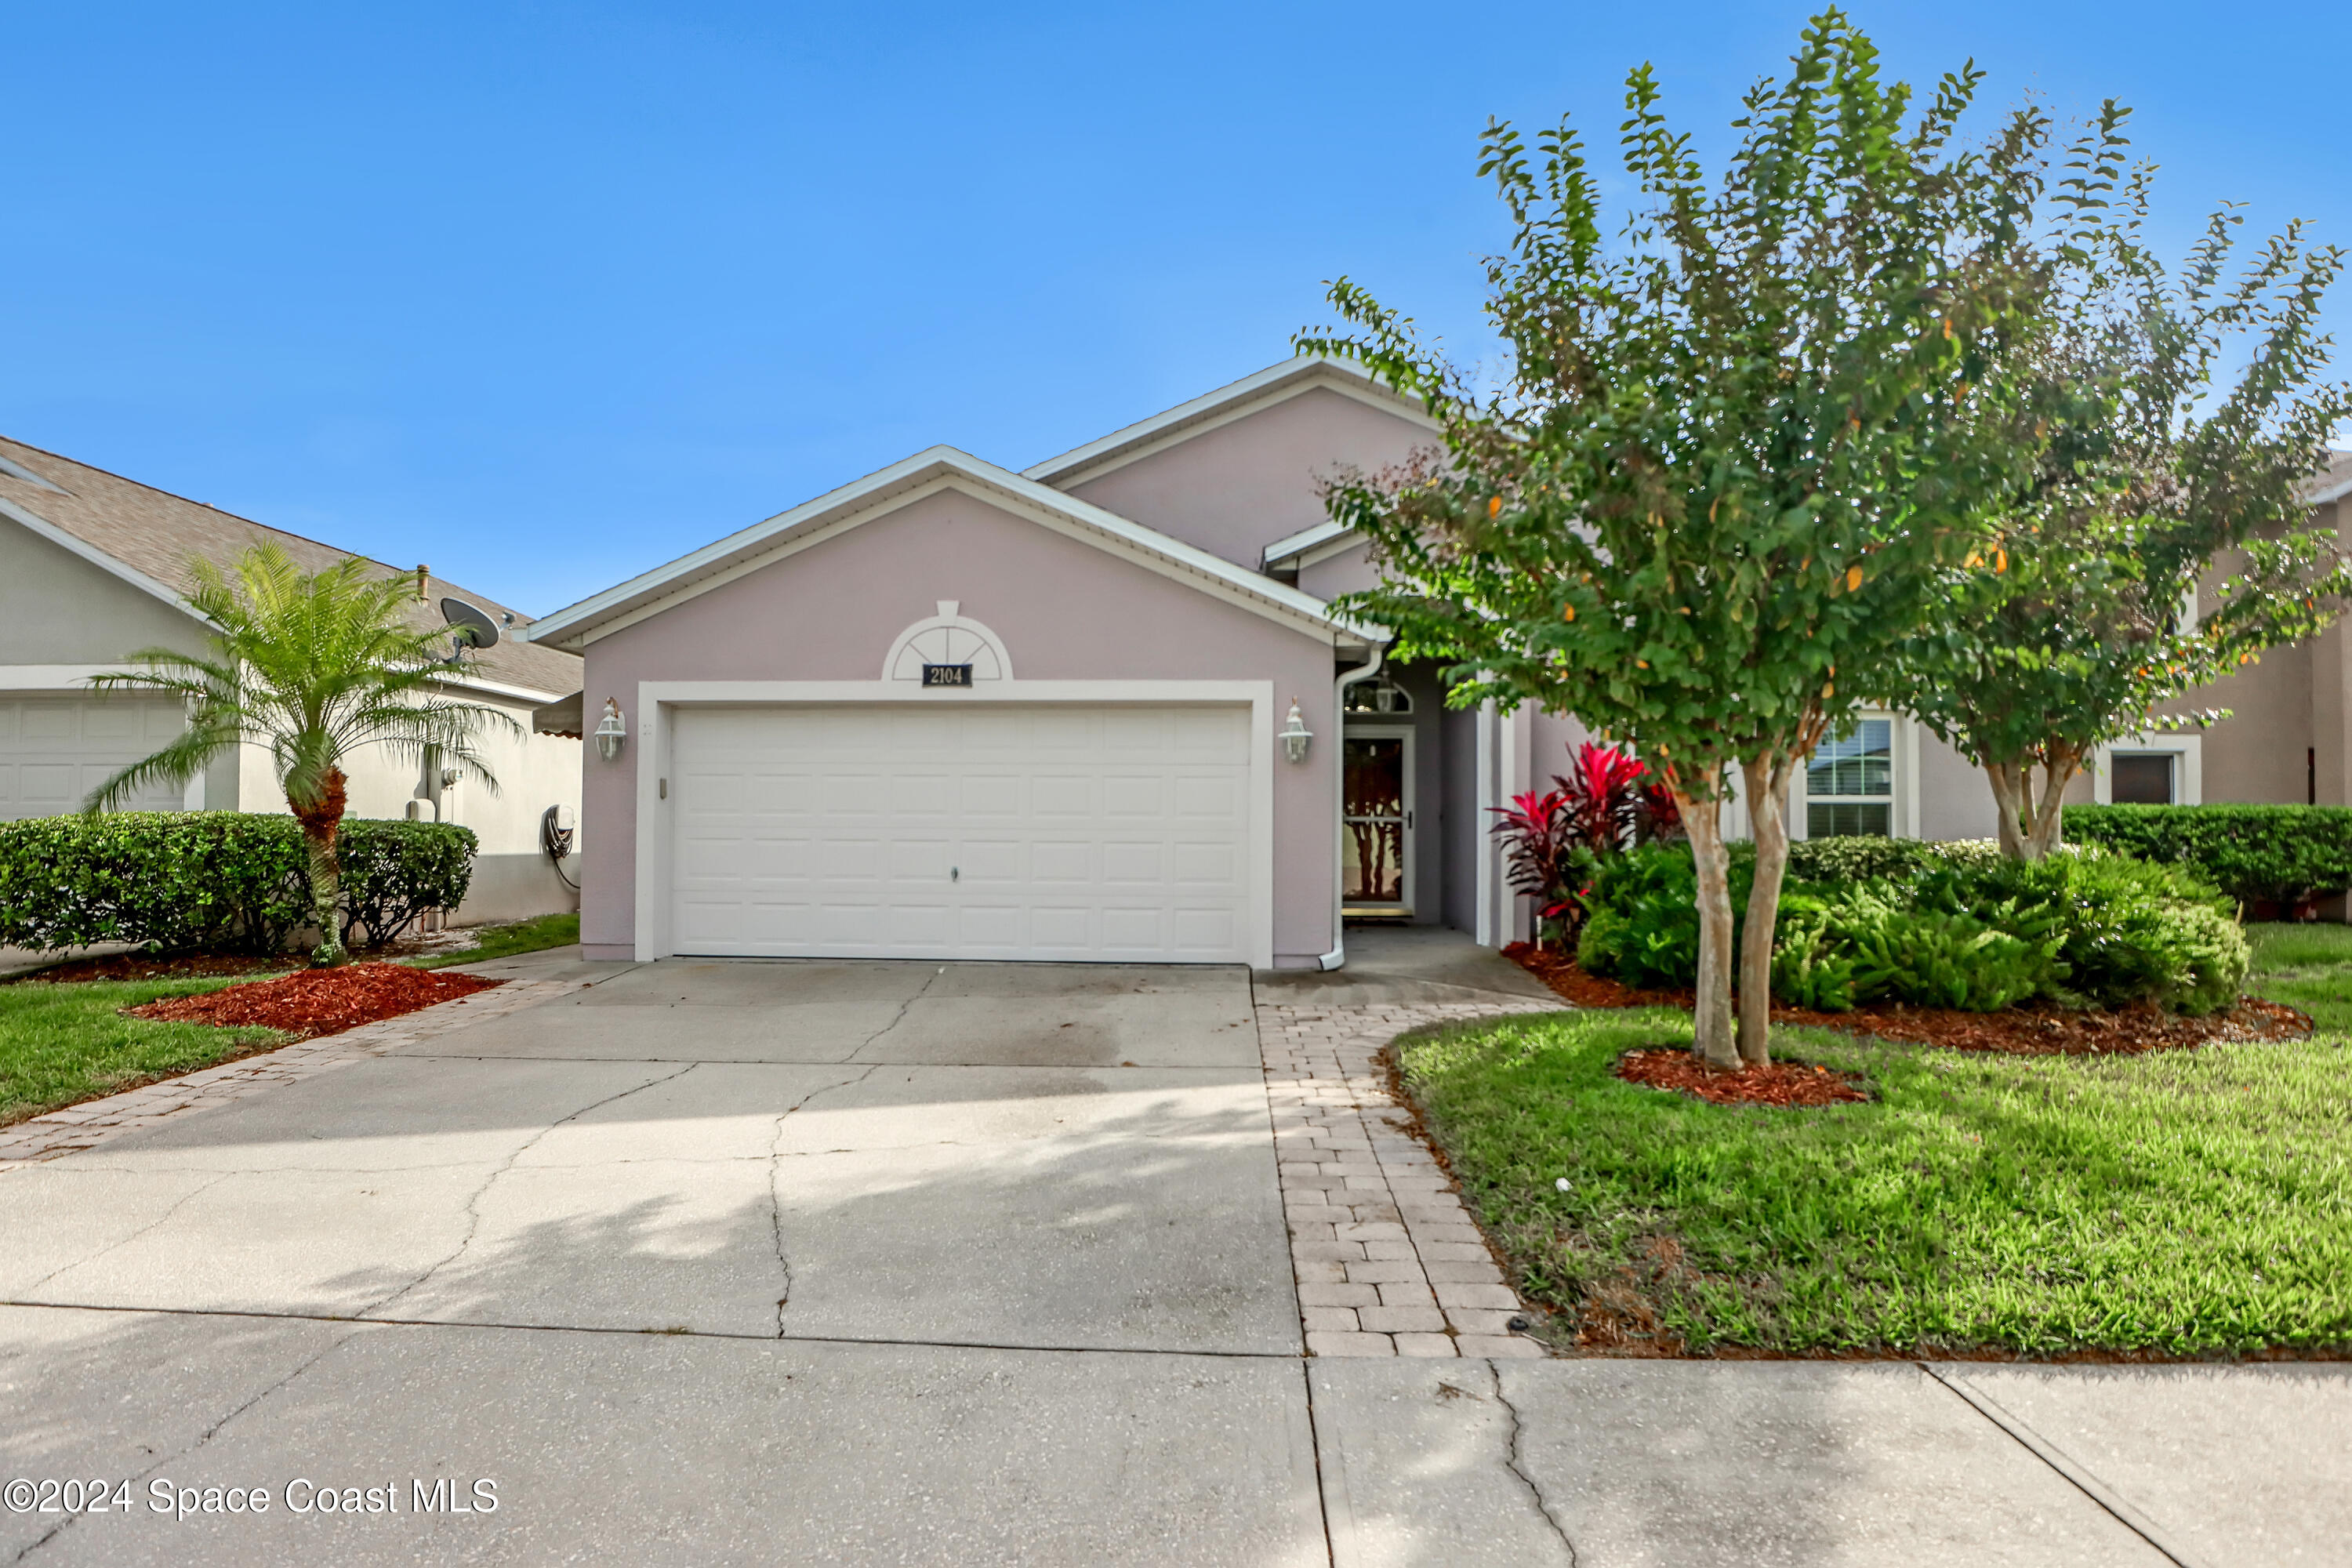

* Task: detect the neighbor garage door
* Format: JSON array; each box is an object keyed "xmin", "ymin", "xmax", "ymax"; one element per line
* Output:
[
  {"xmin": 0, "ymin": 695, "xmax": 187, "ymax": 820},
  {"xmin": 670, "ymin": 704, "xmax": 1254, "ymax": 962}
]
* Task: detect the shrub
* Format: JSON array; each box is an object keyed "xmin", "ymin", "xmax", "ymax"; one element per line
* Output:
[
  {"xmin": 2065, "ymin": 804, "xmax": 2352, "ymax": 906},
  {"xmin": 1577, "ymin": 837, "xmax": 2249, "ymax": 1014},
  {"xmin": 0, "ymin": 812, "xmax": 476, "ymax": 954},
  {"xmin": 337, "ymin": 820, "xmax": 477, "ymax": 947}
]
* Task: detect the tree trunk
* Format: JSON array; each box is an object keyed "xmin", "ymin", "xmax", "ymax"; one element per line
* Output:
[
  {"xmin": 1984, "ymin": 747, "xmax": 2084, "ymax": 861},
  {"xmin": 289, "ymin": 768, "xmax": 350, "ymax": 967},
  {"xmin": 1738, "ymin": 752, "xmax": 1798, "ymax": 1068},
  {"xmin": 2025, "ymin": 744, "xmax": 2081, "ymax": 858},
  {"xmin": 1675, "ymin": 786, "xmax": 1738, "ymax": 1069},
  {"xmin": 1986, "ymin": 761, "xmax": 2029, "ymax": 858}
]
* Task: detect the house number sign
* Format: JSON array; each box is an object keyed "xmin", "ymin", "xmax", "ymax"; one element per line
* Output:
[{"xmin": 921, "ymin": 663, "xmax": 975, "ymax": 688}]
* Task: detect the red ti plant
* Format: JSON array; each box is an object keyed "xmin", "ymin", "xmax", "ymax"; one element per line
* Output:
[
  {"xmin": 1491, "ymin": 742, "xmax": 1683, "ymax": 949},
  {"xmin": 1559, "ymin": 742, "xmax": 1649, "ymax": 851},
  {"xmin": 1490, "ymin": 788, "xmax": 1584, "ymax": 942}
]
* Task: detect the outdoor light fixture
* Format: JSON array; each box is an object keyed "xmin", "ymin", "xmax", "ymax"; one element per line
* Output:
[
  {"xmin": 593, "ymin": 698, "xmax": 627, "ymax": 763},
  {"xmin": 1279, "ymin": 699, "xmax": 1313, "ymax": 764}
]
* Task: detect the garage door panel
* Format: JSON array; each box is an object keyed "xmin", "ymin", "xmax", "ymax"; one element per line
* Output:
[
  {"xmin": 668, "ymin": 703, "xmax": 1254, "ymax": 962},
  {"xmin": 1031, "ymin": 774, "xmax": 1091, "ymax": 815},
  {"xmin": 1101, "ymin": 907, "xmax": 1167, "ymax": 950},
  {"xmin": 1172, "ymin": 842, "xmax": 1237, "ymax": 884},
  {"xmin": 1172, "ymin": 909, "xmax": 1237, "ymax": 953},
  {"xmin": 1171, "ymin": 775, "xmax": 1240, "ymax": 819},
  {"xmin": 960, "ymin": 775, "xmax": 1022, "ymax": 817},
  {"xmin": 1029, "ymin": 840, "xmax": 1091, "ymax": 883}
]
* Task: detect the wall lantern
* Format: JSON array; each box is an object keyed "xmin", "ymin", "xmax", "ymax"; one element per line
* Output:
[
  {"xmin": 593, "ymin": 698, "xmax": 628, "ymax": 763},
  {"xmin": 1279, "ymin": 699, "xmax": 1314, "ymax": 764}
]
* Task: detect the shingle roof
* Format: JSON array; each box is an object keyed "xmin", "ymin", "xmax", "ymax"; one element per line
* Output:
[{"xmin": 0, "ymin": 434, "xmax": 579, "ymax": 699}]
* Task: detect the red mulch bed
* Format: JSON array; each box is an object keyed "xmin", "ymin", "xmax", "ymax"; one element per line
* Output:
[
  {"xmin": 12, "ymin": 953, "xmax": 299, "ymax": 985},
  {"xmin": 125, "ymin": 962, "xmax": 500, "ymax": 1040},
  {"xmin": 1617, "ymin": 1046, "xmax": 1871, "ymax": 1107},
  {"xmin": 1505, "ymin": 942, "xmax": 2312, "ymax": 1056}
]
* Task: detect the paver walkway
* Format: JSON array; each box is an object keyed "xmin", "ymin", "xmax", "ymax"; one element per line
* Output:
[{"xmin": 1258, "ymin": 1000, "xmax": 1555, "ymax": 1356}]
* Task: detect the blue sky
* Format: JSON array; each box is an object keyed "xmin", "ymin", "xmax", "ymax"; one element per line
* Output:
[{"xmin": 7, "ymin": 2, "xmax": 2346, "ymax": 615}]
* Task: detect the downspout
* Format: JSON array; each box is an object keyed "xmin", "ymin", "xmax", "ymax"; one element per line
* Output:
[{"xmin": 1318, "ymin": 642, "xmax": 1386, "ymax": 970}]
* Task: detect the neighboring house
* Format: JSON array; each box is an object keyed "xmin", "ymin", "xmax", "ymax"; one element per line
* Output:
[
  {"xmin": 0, "ymin": 435, "xmax": 584, "ymax": 925},
  {"xmin": 524, "ymin": 361, "xmax": 2352, "ymax": 966}
]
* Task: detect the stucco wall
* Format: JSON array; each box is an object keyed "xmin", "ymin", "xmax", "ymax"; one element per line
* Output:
[
  {"xmin": 1916, "ymin": 728, "xmax": 2000, "ymax": 840},
  {"xmin": 0, "ymin": 517, "xmax": 209, "ymax": 666},
  {"xmin": 1062, "ymin": 387, "xmax": 1438, "ymax": 571},
  {"xmin": 574, "ymin": 487, "xmax": 1342, "ymax": 964}
]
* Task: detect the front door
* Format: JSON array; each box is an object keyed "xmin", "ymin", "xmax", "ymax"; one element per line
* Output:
[{"xmin": 1342, "ymin": 729, "xmax": 1413, "ymax": 916}]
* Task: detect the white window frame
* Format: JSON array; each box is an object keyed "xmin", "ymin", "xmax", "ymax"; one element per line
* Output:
[
  {"xmin": 1795, "ymin": 711, "xmax": 1919, "ymax": 840},
  {"xmin": 2092, "ymin": 731, "xmax": 2203, "ymax": 806}
]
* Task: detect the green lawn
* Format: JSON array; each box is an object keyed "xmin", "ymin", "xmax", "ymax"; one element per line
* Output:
[
  {"xmin": 1399, "ymin": 927, "xmax": 2352, "ymax": 1356},
  {"xmin": 0, "ymin": 978, "xmax": 288, "ymax": 1128},
  {"xmin": 405, "ymin": 912, "xmax": 579, "ymax": 970},
  {"xmin": 2245, "ymin": 921, "xmax": 2352, "ymax": 1033}
]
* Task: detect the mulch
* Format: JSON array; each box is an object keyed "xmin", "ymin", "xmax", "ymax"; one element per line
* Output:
[
  {"xmin": 1505, "ymin": 942, "xmax": 2313, "ymax": 1056},
  {"xmin": 124, "ymin": 962, "xmax": 500, "ymax": 1040},
  {"xmin": 1616, "ymin": 1046, "xmax": 1871, "ymax": 1106},
  {"xmin": 10, "ymin": 953, "xmax": 299, "ymax": 985}
]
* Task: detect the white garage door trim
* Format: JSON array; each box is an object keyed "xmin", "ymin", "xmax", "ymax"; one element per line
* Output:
[{"xmin": 631, "ymin": 681, "xmax": 1276, "ymax": 966}]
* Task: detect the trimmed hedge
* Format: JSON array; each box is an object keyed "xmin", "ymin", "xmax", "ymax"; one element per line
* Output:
[
  {"xmin": 1577, "ymin": 837, "xmax": 2249, "ymax": 1015},
  {"xmin": 0, "ymin": 812, "xmax": 476, "ymax": 954},
  {"xmin": 2064, "ymin": 804, "xmax": 2352, "ymax": 907}
]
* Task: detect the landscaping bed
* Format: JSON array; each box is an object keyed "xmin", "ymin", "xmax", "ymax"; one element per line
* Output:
[
  {"xmin": 14, "ymin": 953, "xmax": 299, "ymax": 985},
  {"xmin": 1507, "ymin": 942, "xmax": 2312, "ymax": 1055},
  {"xmin": 1615, "ymin": 1045, "xmax": 1869, "ymax": 1106},
  {"xmin": 127, "ymin": 963, "xmax": 499, "ymax": 1040}
]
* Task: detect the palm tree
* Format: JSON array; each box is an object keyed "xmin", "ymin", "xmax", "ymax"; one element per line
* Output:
[{"xmin": 84, "ymin": 542, "xmax": 521, "ymax": 966}]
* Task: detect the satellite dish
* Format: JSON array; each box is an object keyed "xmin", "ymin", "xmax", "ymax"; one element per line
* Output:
[{"xmin": 440, "ymin": 597, "xmax": 501, "ymax": 653}]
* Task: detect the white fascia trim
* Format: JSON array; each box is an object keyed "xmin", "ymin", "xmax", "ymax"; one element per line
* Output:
[
  {"xmin": 0, "ymin": 664, "xmax": 123, "ymax": 691},
  {"xmin": 426, "ymin": 670, "xmax": 565, "ymax": 707},
  {"xmin": 2307, "ymin": 472, "xmax": 2352, "ymax": 506},
  {"xmin": 1022, "ymin": 358, "xmax": 1443, "ymax": 488},
  {"xmin": 525, "ymin": 448, "xmax": 1374, "ymax": 650},
  {"xmin": 0, "ymin": 495, "xmax": 206, "ymax": 626},
  {"xmin": 627, "ymin": 679, "xmax": 1277, "ymax": 968},
  {"xmin": 1263, "ymin": 518, "xmax": 1353, "ymax": 568}
]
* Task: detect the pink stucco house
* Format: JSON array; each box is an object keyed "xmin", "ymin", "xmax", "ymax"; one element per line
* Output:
[
  {"xmin": 524, "ymin": 358, "xmax": 1582, "ymax": 967},
  {"xmin": 524, "ymin": 360, "xmax": 2352, "ymax": 966}
]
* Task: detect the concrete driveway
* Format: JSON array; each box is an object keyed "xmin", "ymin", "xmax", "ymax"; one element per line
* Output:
[
  {"xmin": 0, "ymin": 955, "xmax": 1323, "ymax": 1565},
  {"xmin": 2, "ymin": 946, "xmax": 2347, "ymax": 1565}
]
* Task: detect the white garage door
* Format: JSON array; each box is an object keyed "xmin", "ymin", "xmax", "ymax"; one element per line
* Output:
[
  {"xmin": 0, "ymin": 695, "xmax": 187, "ymax": 821},
  {"xmin": 670, "ymin": 704, "xmax": 1254, "ymax": 962}
]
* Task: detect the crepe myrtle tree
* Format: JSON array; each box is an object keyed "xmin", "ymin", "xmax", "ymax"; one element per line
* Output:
[
  {"xmin": 1297, "ymin": 13, "xmax": 2059, "ymax": 1068},
  {"xmin": 84, "ymin": 542, "xmax": 521, "ymax": 966},
  {"xmin": 1899, "ymin": 180, "xmax": 2352, "ymax": 857}
]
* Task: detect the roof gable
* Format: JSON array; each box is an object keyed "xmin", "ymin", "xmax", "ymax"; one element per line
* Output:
[
  {"xmin": 1022, "ymin": 358, "xmax": 1441, "ymax": 490},
  {"xmin": 522, "ymin": 446, "xmax": 1371, "ymax": 651}
]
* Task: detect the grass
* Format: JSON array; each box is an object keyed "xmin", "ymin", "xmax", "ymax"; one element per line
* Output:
[
  {"xmin": 0, "ymin": 978, "xmax": 287, "ymax": 1129},
  {"xmin": 2245, "ymin": 921, "xmax": 2352, "ymax": 1034},
  {"xmin": 1398, "ymin": 927, "xmax": 2352, "ymax": 1356},
  {"xmin": 404, "ymin": 912, "xmax": 579, "ymax": 969}
]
